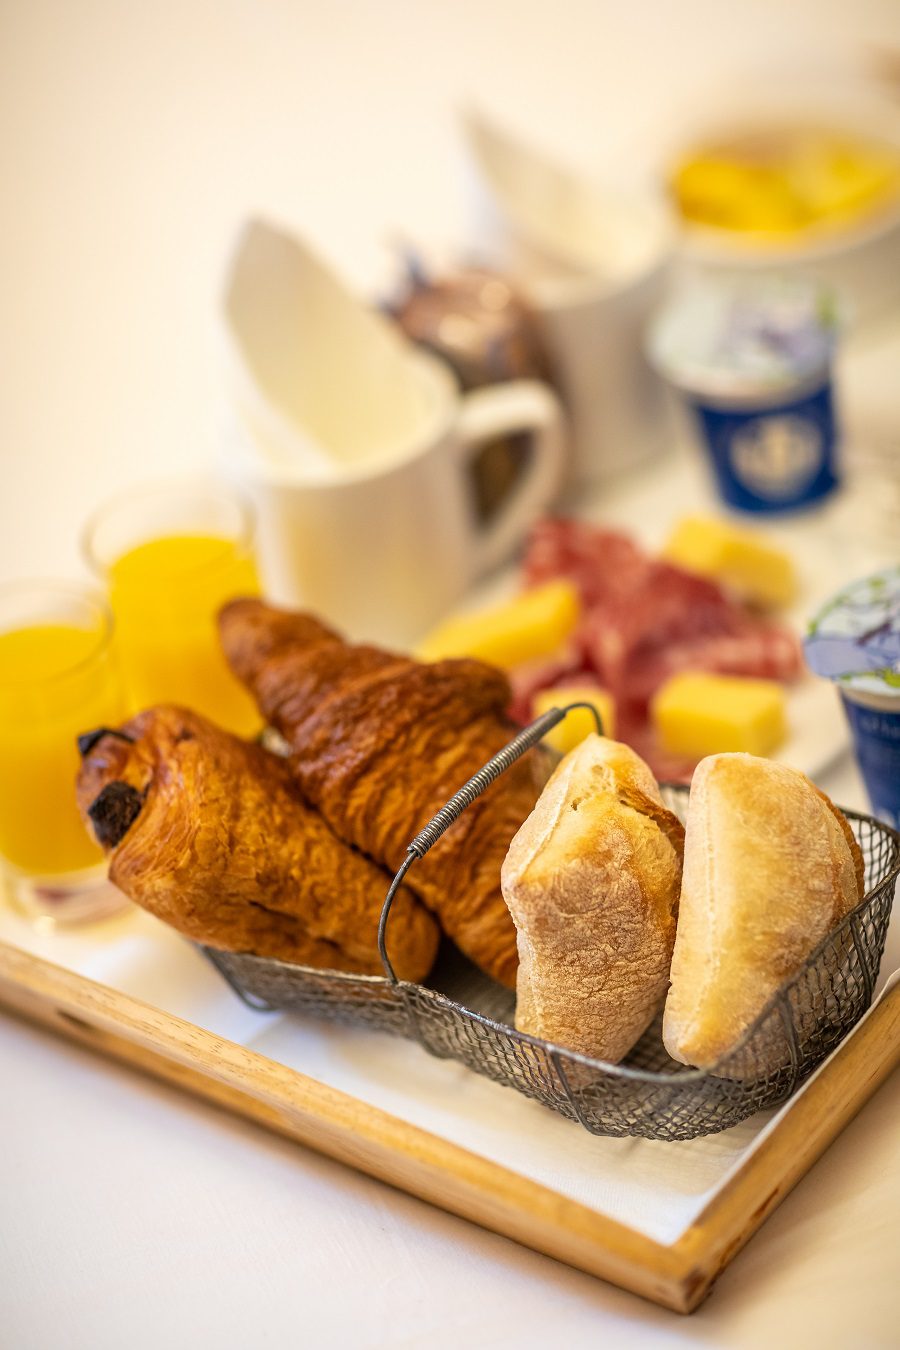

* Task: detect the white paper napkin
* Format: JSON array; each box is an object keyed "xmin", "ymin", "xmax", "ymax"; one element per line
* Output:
[
  {"xmin": 222, "ymin": 219, "xmax": 431, "ymax": 477},
  {"xmin": 463, "ymin": 110, "xmax": 669, "ymax": 289}
]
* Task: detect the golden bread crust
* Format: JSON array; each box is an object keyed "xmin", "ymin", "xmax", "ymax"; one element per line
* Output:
[
  {"xmin": 663, "ymin": 753, "xmax": 865, "ymax": 1069},
  {"xmin": 76, "ymin": 705, "xmax": 439, "ymax": 981},
  {"xmin": 501, "ymin": 735, "xmax": 683, "ymax": 1062}
]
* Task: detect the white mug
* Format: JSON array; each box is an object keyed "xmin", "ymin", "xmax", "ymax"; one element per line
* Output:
[
  {"xmin": 223, "ymin": 348, "xmax": 565, "ymax": 646},
  {"xmin": 463, "ymin": 133, "xmax": 675, "ymax": 486},
  {"xmin": 531, "ymin": 253, "xmax": 673, "ymax": 486}
]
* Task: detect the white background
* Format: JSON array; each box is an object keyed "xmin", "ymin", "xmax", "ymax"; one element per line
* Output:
[
  {"xmin": 2, "ymin": 0, "xmax": 900, "ymax": 582},
  {"xmin": 2, "ymin": 3, "xmax": 900, "ymax": 1347}
]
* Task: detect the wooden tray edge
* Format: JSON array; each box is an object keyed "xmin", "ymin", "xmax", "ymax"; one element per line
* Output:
[{"xmin": 1, "ymin": 938, "xmax": 898, "ymax": 1314}]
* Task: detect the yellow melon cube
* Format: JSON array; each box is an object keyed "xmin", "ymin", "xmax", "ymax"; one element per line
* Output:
[
  {"xmin": 532, "ymin": 685, "xmax": 615, "ymax": 755},
  {"xmin": 416, "ymin": 580, "xmax": 580, "ymax": 670},
  {"xmin": 663, "ymin": 515, "xmax": 796, "ymax": 610},
  {"xmin": 651, "ymin": 672, "xmax": 787, "ymax": 759}
]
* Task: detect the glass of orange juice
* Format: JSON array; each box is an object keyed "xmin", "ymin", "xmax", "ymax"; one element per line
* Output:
[
  {"xmin": 83, "ymin": 481, "xmax": 262, "ymax": 736},
  {"xmin": 0, "ymin": 581, "xmax": 130, "ymax": 926}
]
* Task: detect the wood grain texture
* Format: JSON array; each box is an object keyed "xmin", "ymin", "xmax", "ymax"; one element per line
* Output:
[
  {"xmin": 676, "ymin": 979, "xmax": 900, "ymax": 1305},
  {"xmin": 0, "ymin": 938, "xmax": 897, "ymax": 1314}
]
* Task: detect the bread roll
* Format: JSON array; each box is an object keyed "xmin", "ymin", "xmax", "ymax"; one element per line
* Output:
[
  {"xmin": 663, "ymin": 753, "xmax": 865, "ymax": 1070},
  {"xmin": 500, "ymin": 735, "xmax": 684, "ymax": 1062}
]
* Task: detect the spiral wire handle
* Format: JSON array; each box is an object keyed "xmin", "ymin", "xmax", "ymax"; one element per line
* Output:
[{"xmin": 377, "ymin": 703, "xmax": 604, "ymax": 984}]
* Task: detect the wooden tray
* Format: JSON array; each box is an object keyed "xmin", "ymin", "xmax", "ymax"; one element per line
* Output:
[{"xmin": 2, "ymin": 938, "xmax": 899, "ymax": 1313}]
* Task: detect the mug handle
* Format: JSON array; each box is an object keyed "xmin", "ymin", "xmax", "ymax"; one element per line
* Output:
[{"xmin": 456, "ymin": 379, "xmax": 568, "ymax": 577}]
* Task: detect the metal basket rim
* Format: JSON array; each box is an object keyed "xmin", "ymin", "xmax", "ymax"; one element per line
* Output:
[
  {"xmin": 401, "ymin": 868, "xmax": 896, "ymax": 1082},
  {"xmin": 205, "ymin": 797, "xmax": 900, "ymax": 1088}
]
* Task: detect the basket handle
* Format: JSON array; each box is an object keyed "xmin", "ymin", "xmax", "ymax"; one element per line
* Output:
[{"xmin": 377, "ymin": 702, "xmax": 604, "ymax": 984}]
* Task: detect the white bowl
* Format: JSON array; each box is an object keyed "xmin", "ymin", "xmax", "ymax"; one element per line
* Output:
[{"xmin": 659, "ymin": 81, "xmax": 900, "ymax": 326}]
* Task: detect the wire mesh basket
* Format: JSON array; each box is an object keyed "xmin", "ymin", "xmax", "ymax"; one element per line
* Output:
[{"xmin": 205, "ymin": 708, "xmax": 900, "ymax": 1142}]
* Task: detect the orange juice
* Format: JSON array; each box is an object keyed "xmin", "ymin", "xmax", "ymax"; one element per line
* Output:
[
  {"xmin": 0, "ymin": 621, "xmax": 124, "ymax": 875},
  {"xmin": 106, "ymin": 533, "xmax": 261, "ymax": 735}
]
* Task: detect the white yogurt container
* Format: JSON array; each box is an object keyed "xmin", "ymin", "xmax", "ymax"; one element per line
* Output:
[{"xmin": 649, "ymin": 277, "xmax": 841, "ymax": 514}]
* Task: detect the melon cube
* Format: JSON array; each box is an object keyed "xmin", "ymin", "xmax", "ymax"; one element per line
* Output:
[
  {"xmin": 532, "ymin": 685, "xmax": 616, "ymax": 755},
  {"xmin": 651, "ymin": 672, "xmax": 787, "ymax": 759},
  {"xmin": 417, "ymin": 580, "xmax": 580, "ymax": 670},
  {"xmin": 663, "ymin": 515, "xmax": 796, "ymax": 610}
]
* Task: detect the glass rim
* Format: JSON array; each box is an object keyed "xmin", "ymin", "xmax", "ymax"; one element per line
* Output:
[
  {"xmin": 80, "ymin": 477, "xmax": 256, "ymax": 580},
  {"xmin": 0, "ymin": 578, "xmax": 115, "ymax": 688}
]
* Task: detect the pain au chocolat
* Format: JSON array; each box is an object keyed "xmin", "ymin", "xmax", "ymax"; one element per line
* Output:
[{"xmin": 76, "ymin": 705, "xmax": 439, "ymax": 981}]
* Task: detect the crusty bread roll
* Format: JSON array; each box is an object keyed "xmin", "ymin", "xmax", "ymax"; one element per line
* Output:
[
  {"xmin": 663, "ymin": 753, "xmax": 865, "ymax": 1070},
  {"xmin": 500, "ymin": 735, "xmax": 684, "ymax": 1062}
]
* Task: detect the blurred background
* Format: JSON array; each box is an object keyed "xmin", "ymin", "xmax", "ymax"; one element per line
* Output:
[{"xmin": 2, "ymin": 0, "xmax": 900, "ymax": 578}]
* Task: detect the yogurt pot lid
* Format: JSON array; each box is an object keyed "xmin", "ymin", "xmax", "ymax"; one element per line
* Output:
[
  {"xmin": 805, "ymin": 567, "xmax": 900, "ymax": 699},
  {"xmin": 648, "ymin": 276, "xmax": 839, "ymax": 402}
]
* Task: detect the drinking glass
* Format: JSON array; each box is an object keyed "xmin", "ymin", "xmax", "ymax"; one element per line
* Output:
[
  {"xmin": 0, "ymin": 581, "xmax": 129, "ymax": 926},
  {"xmin": 83, "ymin": 481, "xmax": 262, "ymax": 736}
]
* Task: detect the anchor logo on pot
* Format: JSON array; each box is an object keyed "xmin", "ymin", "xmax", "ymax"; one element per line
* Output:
[{"xmin": 729, "ymin": 414, "xmax": 822, "ymax": 501}]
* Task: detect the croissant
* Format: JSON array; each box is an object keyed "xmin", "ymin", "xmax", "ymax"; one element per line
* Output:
[
  {"xmin": 219, "ymin": 600, "xmax": 545, "ymax": 987},
  {"xmin": 75, "ymin": 705, "xmax": 439, "ymax": 981}
]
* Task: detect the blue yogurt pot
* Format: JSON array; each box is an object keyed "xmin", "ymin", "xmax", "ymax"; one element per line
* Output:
[
  {"xmin": 687, "ymin": 376, "xmax": 838, "ymax": 513},
  {"xmin": 839, "ymin": 695, "xmax": 900, "ymax": 831},
  {"xmin": 650, "ymin": 278, "xmax": 841, "ymax": 514},
  {"xmin": 805, "ymin": 568, "xmax": 900, "ymax": 830}
]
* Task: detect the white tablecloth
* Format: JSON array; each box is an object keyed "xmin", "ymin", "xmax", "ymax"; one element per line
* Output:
[{"xmin": 2, "ymin": 3, "xmax": 899, "ymax": 1345}]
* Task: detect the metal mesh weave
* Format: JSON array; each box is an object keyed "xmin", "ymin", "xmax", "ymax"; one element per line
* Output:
[{"xmin": 205, "ymin": 790, "xmax": 899, "ymax": 1141}]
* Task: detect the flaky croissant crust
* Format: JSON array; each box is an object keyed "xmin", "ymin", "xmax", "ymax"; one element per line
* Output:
[
  {"xmin": 220, "ymin": 600, "xmax": 545, "ymax": 986},
  {"xmin": 76, "ymin": 705, "xmax": 439, "ymax": 981}
]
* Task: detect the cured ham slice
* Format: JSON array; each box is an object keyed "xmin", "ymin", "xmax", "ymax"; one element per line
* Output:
[
  {"xmin": 523, "ymin": 518, "xmax": 648, "ymax": 607},
  {"xmin": 506, "ymin": 641, "xmax": 586, "ymax": 724},
  {"xmin": 515, "ymin": 518, "xmax": 803, "ymax": 774},
  {"xmin": 578, "ymin": 570, "xmax": 801, "ymax": 710}
]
